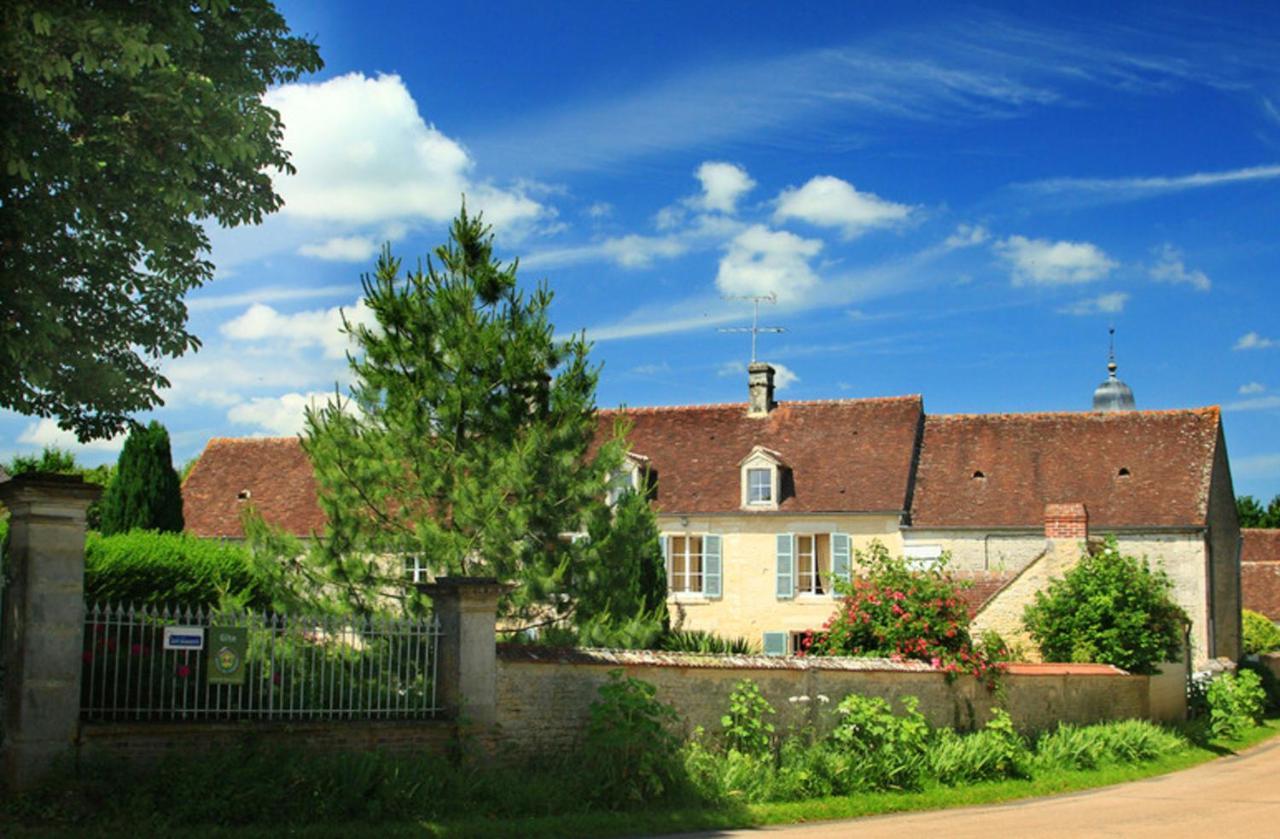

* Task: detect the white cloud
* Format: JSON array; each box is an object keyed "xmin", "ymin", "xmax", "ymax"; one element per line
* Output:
[
  {"xmin": 1234, "ymin": 452, "xmax": 1280, "ymax": 478},
  {"xmin": 1235, "ymin": 332, "xmax": 1278, "ymax": 351},
  {"xmin": 716, "ymin": 225, "xmax": 823, "ymax": 302},
  {"xmin": 17, "ymin": 419, "xmax": 127, "ymax": 453},
  {"xmin": 773, "ymin": 176, "xmax": 913, "ymax": 239},
  {"xmin": 717, "ymin": 360, "xmax": 799, "ymax": 390},
  {"xmin": 630, "ymin": 362, "xmax": 671, "ymax": 376},
  {"xmin": 1020, "ymin": 163, "xmax": 1280, "ymax": 203},
  {"xmin": 695, "ymin": 161, "xmax": 755, "ymax": 214},
  {"xmin": 1149, "ymin": 244, "xmax": 1210, "ymax": 291},
  {"xmin": 944, "ymin": 224, "xmax": 990, "ymax": 250},
  {"xmin": 264, "ymin": 73, "xmax": 545, "ymax": 232},
  {"xmin": 1059, "ymin": 292, "xmax": 1129, "ymax": 316},
  {"xmin": 586, "ymin": 202, "xmax": 613, "ymax": 219},
  {"xmin": 298, "ymin": 236, "xmax": 378, "ymax": 262},
  {"xmin": 522, "ymin": 233, "xmax": 688, "ymax": 270},
  {"xmin": 996, "ymin": 235, "xmax": 1116, "ymax": 285},
  {"xmin": 187, "ymin": 284, "xmax": 357, "ymax": 312},
  {"xmin": 1226, "ymin": 395, "xmax": 1280, "ymax": 413},
  {"xmin": 220, "ymin": 300, "xmax": 376, "ymax": 360},
  {"xmin": 1240, "ymin": 382, "xmax": 1267, "ymax": 395},
  {"xmin": 227, "ymin": 391, "xmax": 333, "ymax": 436}
]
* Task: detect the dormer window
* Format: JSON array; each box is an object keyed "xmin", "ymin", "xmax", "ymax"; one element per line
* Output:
[
  {"xmin": 740, "ymin": 446, "xmax": 784, "ymax": 511},
  {"xmin": 606, "ymin": 452, "xmax": 649, "ymax": 506}
]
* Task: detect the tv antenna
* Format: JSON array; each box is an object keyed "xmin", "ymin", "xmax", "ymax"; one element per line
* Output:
[{"xmin": 718, "ymin": 293, "xmax": 785, "ymax": 363}]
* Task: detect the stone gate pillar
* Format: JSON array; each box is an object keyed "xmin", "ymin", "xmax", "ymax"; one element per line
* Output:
[
  {"xmin": 419, "ymin": 577, "xmax": 509, "ymax": 728},
  {"xmin": 0, "ymin": 474, "xmax": 101, "ymax": 791}
]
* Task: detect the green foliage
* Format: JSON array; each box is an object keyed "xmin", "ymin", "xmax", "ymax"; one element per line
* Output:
[
  {"xmin": 574, "ymin": 609, "xmax": 666, "ymax": 650},
  {"xmin": 1243, "ymin": 609, "xmax": 1280, "ymax": 655},
  {"xmin": 583, "ymin": 670, "xmax": 684, "ymax": 808},
  {"xmin": 573, "ymin": 487, "xmax": 668, "ymax": 636},
  {"xmin": 828, "ymin": 693, "xmax": 931, "ymax": 790},
  {"xmin": 659, "ymin": 630, "xmax": 755, "ymax": 655},
  {"xmin": 720, "ymin": 680, "xmax": 775, "ymax": 757},
  {"xmin": 264, "ymin": 210, "xmax": 626, "ymax": 618},
  {"xmin": 98, "ymin": 421, "xmax": 184, "ymax": 535},
  {"xmin": 0, "ymin": 1, "xmax": 322, "ymax": 440},
  {"xmin": 1033, "ymin": 720, "xmax": 1186, "ymax": 772},
  {"xmin": 6, "ymin": 445, "xmax": 115, "ymax": 528},
  {"xmin": 1237, "ymin": 494, "xmax": 1280, "ymax": 528},
  {"xmin": 1205, "ymin": 670, "xmax": 1267, "ymax": 740},
  {"xmin": 805, "ymin": 541, "xmax": 1005, "ymax": 687},
  {"xmin": 1022, "ymin": 536, "xmax": 1188, "ymax": 674},
  {"xmin": 85, "ymin": 531, "xmax": 266, "ymax": 609},
  {"xmin": 928, "ymin": 709, "xmax": 1029, "ymax": 785}
]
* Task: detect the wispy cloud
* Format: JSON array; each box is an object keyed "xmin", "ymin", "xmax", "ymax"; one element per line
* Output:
[
  {"xmin": 1235, "ymin": 332, "xmax": 1278, "ymax": 351},
  {"xmin": 1240, "ymin": 382, "xmax": 1267, "ymax": 395},
  {"xmin": 1016, "ymin": 163, "xmax": 1280, "ymax": 205},
  {"xmin": 188, "ymin": 284, "xmax": 359, "ymax": 312},
  {"xmin": 1234, "ymin": 452, "xmax": 1280, "ymax": 478},
  {"xmin": 1225, "ymin": 395, "xmax": 1280, "ymax": 413},
  {"xmin": 1059, "ymin": 292, "xmax": 1129, "ymax": 316},
  {"xmin": 1149, "ymin": 244, "xmax": 1210, "ymax": 291}
]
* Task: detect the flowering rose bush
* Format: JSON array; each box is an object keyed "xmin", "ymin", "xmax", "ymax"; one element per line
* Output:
[{"xmin": 801, "ymin": 541, "xmax": 1006, "ymax": 688}]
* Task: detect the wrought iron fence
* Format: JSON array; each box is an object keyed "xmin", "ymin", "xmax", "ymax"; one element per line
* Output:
[{"xmin": 81, "ymin": 603, "xmax": 440, "ymax": 722}]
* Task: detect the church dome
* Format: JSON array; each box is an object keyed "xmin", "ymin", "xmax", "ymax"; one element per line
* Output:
[{"xmin": 1093, "ymin": 330, "xmax": 1135, "ymax": 412}]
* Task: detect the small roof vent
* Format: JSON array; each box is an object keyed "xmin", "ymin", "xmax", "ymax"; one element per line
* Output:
[{"xmin": 237, "ymin": 489, "xmax": 252, "ymax": 501}]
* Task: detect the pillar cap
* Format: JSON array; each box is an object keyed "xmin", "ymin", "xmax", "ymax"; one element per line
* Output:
[
  {"xmin": 0, "ymin": 472, "xmax": 102, "ymax": 504},
  {"xmin": 417, "ymin": 577, "xmax": 513, "ymax": 598}
]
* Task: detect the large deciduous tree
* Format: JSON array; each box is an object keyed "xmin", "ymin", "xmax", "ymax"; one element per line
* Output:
[
  {"xmin": 291, "ymin": 207, "xmax": 628, "ymax": 618},
  {"xmin": 99, "ymin": 421, "xmax": 184, "ymax": 535},
  {"xmin": 0, "ymin": 1, "xmax": 322, "ymax": 440}
]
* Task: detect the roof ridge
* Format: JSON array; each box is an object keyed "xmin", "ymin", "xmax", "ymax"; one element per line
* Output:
[
  {"xmin": 601, "ymin": 395, "xmax": 922, "ymax": 415},
  {"xmin": 927, "ymin": 406, "xmax": 1220, "ymax": 422}
]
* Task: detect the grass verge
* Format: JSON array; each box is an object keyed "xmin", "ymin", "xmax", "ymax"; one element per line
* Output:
[{"xmin": 9, "ymin": 719, "xmax": 1280, "ymax": 839}]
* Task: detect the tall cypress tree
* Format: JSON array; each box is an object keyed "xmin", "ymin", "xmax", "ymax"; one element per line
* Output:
[
  {"xmin": 573, "ymin": 487, "xmax": 669, "ymax": 638},
  {"xmin": 99, "ymin": 421, "xmax": 184, "ymax": 535},
  {"xmin": 293, "ymin": 207, "xmax": 626, "ymax": 617}
]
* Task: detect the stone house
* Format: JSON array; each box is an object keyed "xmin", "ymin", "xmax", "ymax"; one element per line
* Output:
[
  {"xmin": 181, "ymin": 362, "xmax": 1242, "ymax": 665},
  {"xmin": 1241, "ymin": 529, "xmax": 1280, "ymax": 621}
]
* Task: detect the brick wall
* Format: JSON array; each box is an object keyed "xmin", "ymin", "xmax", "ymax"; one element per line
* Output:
[{"xmin": 1044, "ymin": 503, "xmax": 1088, "ymax": 540}]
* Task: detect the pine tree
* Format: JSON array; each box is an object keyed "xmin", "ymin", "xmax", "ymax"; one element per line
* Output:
[
  {"xmin": 575, "ymin": 488, "xmax": 669, "ymax": 636},
  {"xmin": 99, "ymin": 421, "xmax": 184, "ymax": 535},
  {"xmin": 294, "ymin": 207, "xmax": 626, "ymax": 617}
]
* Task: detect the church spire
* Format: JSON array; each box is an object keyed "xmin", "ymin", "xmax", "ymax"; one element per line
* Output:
[{"xmin": 1093, "ymin": 327, "xmax": 1136, "ymax": 412}]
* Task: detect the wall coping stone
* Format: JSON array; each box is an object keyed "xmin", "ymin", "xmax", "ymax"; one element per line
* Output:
[{"xmin": 498, "ymin": 645, "xmax": 937, "ymax": 672}]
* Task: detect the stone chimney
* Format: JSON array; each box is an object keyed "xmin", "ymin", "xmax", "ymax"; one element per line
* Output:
[
  {"xmin": 748, "ymin": 362, "xmax": 776, "ymax": 417},
  {"xmin": 1044, "ymin": 503, "xmax": 1088, "ymax": 541}
]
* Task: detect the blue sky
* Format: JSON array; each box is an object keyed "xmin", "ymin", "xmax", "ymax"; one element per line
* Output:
[{"xmin": 4, "ymin": 1, "xmax": 1279, "ymax": 498}]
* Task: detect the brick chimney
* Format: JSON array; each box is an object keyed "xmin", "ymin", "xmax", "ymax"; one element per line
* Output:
[
  {"xmin": 747, "ymin": 362, "xmax": 776, "ymax": 417},
  {"xmin": 1044, "ymin": 503, "xmax": 1088, "ymax": 540}
]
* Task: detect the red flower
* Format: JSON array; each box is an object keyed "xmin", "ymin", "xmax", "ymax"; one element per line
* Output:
[
  {"xmin": 176, "ymin": 664, "xmax": 191, "ymax": 678},
  {"xmin": 82, "ymin": 651, "xmax": 93, "ymax": 664},
  {"xmin": 130, "ymin": 643, "xmax": 143, "ymax": 656}
]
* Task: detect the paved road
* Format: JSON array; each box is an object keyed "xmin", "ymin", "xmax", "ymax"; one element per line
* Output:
[{"xmin": 678, "ymin": 736, "xmax": 1280, "ymax": 838}]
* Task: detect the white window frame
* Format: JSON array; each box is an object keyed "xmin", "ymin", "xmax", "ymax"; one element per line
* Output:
[
  {"xmin": 403, "ymin": 555, "xmax": 430, "ymax": 584},
  {"xmin": 795, "ymin": 533, "xmax": 831, "ymax": 596},
  {"xmin": 667, "ymin": 533, "xmax": 706, "ymax": 594},
  {"xmin": 606, "ymin": 452, "xmax": 648, "ymax": 506},
  {"xmin": 739, "ymin": 446, "xmax": 784, "ymax": 511},
  {"xmin": 904, "ymin": 544, "xmax": 943, "ymax": 572}
]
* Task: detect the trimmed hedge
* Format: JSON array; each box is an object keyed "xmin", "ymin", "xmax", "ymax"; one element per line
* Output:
[{"xmin": 85, "ymin": 531, "xmax": 268, "ymax": 610}]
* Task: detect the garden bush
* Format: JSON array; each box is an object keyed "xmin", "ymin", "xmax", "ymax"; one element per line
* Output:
[
  {"xmin": 582, "ymin": 669, "xmax": 686, "ymax": 808},
  {"xmin": 928, "ymin": 709, "xmax": 1029, "ymax": 785},
  {"xmin": 1242, "ymin": 609, "xmax": 1280, "ymax": 656},
  {"xmin": 803, "ymin": 541, "xmax": 1006, "ymax": 686},
  {"xmin": 85, "ymin": 531, "xmax": 269, "ymax": 609},
  {"xmin": 1032, "ymin": 720, "xmax": 1185, "ymax": 772},
  {"xmin": 1205, "ymin": 670, "xmax": 1267, "ymax": 740},
  {"xmin": 1022, "ymin": 536, "xmax": 1188, "ymax": 674},
  {"xmin": 720, "ymin": 679, "xmax": 775, "ymax": 756},
  {"xmin": 829, "ymin": 693, "xmax": 931, "ymax": 790}
]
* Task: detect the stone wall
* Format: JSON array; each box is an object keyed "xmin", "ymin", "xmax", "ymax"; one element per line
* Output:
[{"xmin": 494, "ymin": 646, "xmax": 1173, "ymax": 757}]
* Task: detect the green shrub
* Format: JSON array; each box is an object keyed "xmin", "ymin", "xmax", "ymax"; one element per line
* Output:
[
  {"xmin": 582, "ymin": 670, "xmax": 684, "ymax": 808},
  {"xmin": 721, "ymin": 679, "xmax": 775, "ymax": 756},
  {"xmin": 828, "ymin": 693, "xmax": 931, "ymax": 791},
  {"xmin": 85, "ymin": 531, "xmax": 268, "ymax": 609},
  {"xmin": 804, "ymin": 541, "xmax": 1005, "ymax": 687},
  {"xmin": 1033, "ymin": 720, "xmax": 1185, "ymax": 772},
  {"xmin": 1206, "ymin": 670, "xmax": 1267, "ymax": 740},
  {"xmin": 928, "ymin": 709, "xmax": 1029, "ymax": 784},
  {"xmin": 98, "ymin": 422, "xmax": 184, "ymax": 535},
  {"xmin": 1242, "ymin": 609, "xmax": 1280, "ymax": 655},
  {"xmin": 660, "ymin": 629, "xmax": 754, "ymax": 655},
  {"xmin": 1022, "ymin": 536, "xmax": 1188, "ymax": 674}
]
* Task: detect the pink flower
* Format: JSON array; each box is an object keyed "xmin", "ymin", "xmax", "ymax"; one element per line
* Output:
[
  {"xmin": 930, "ymin": 657, "xmax": 942, "ymax": 668},
  {"xmin": 176, "ymin": 664, "xmax": 191, "ymax": 678},
  {"xmin": 130, "ymin": 643, "xmax": 143, "ymax": 656}
]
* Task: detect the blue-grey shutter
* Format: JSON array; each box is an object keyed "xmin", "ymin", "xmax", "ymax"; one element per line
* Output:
[
  {"xmin": 831, "ymin": 532, "xmax": 851, "ymax": 591},
  {"xmin": 703, "ymin": 534, "xmax": 722, "ymax": 598},
  {"xmin": 763, "ymin": 631, "xmax": 788, "ymax": 657},
  {"xmin": 776, "ymin": 533, "xmax": 795, "ymax": 599},
  {"xmin": 660, "ymin": 535, "xmax": 670, "ymax": 587}
]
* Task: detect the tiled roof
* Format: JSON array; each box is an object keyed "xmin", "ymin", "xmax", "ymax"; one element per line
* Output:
[
  {"xmin": 601, "ymin": 397, "xmax": 924, "ymax": 514},
  {"xmin": 181, "ymin": 437, "xmax": 325, "ymax": 539},
  {"xmin": 954, "ymin": 572, "xmax": 1017, "ymax": 617},
  {"xmin": 910, "ymin": 408, "xmax": 1221, "ymax": 529},
  {"xmin": 1242, "ymin": 529, "xmax": 1280, "ymax": 620}
]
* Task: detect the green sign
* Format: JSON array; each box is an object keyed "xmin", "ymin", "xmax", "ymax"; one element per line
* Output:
[{"xmin": 207, "ymin": 626, "xmax": 248, "ymax": 685}]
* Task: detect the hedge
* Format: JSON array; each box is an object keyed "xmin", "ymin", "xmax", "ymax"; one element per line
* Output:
[{"xmin": 85, "ymin": 531, "xmax": 269, "ymax": 610}]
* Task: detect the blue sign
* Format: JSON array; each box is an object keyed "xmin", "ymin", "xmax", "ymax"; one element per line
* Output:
[{"xmin": 163, "ymin": 626, "xmax": 205, "ymax": 651}]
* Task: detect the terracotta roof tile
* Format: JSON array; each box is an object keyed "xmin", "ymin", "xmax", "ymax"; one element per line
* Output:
[
  {"xmin": 910, "ymin": 408, "xmax": 1221, "ymax": 529},
  {"xmin": 1243, "ymin": 529, "xmax": 1280, "ymax": 563},
  {"xmin": 181, "ymin": 438, "xmax": 325, "ymax": 539},
  {"xmin": 600, "ymin": 396, "xmax": 924, "ymax": 514},
  {"xmin": 1242, "ymin": 529, "xmax": 1280, "ymax": 620}
]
